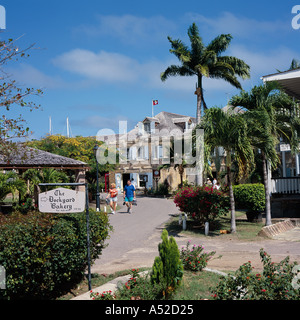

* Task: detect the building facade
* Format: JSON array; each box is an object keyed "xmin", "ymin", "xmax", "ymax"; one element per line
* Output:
[{"xmin": 99, "ymin": 111, "xmax": 197, "ymax": 192}]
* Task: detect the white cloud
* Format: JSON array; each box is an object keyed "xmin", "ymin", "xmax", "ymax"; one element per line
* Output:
[
  {"xmin": 185, "ymin": 11, "xmax": 289, "ymax": 40},
  {"xmin": 51, "ymin": 42, "xmax": 298, "ymax": 97},
  {"xmin": 5, "ymin": 63, "xmax": 65, "ymax": 89},
  {"xmin": 74, "ymin": 14, "xmax": 177, "ymax": 44},
  {"xmin": 52, "ymin": 49, "xmax": 140, "ymax": 83}
]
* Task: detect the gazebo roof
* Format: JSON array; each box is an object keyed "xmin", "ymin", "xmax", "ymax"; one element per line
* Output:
[{"xmin": 0, "ymin": 147, "xmax": 88, "ymax": 170}]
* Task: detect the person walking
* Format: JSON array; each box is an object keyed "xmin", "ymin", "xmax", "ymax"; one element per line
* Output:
[
  {"xmin": 123, "ymin": 179, "xmax": 136, "ymax": 214},
  {"xmin": 106, "ymin": 183, "xmax": 118, "ymax": 214}
]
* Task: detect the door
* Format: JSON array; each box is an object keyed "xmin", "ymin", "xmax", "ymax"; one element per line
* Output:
[{"xmin": 122, "ymin": 173, "xmax": 130, "ymax": 190}]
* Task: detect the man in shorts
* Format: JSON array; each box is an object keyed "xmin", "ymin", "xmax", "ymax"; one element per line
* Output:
[{"xmin": 123, "ymin": 179, "xmax": 136, "ymax": 214}]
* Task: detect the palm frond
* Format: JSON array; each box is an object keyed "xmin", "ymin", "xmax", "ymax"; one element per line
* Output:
[
  {"xmin": 218, "ymin": 56, "xmax": 250, "ymax": 79},
  {"xmin": 206, "ymin": 34, "xmax": 233, "ymax": 56},
  {"xmin": 160, "ymin": 65, "xmax": 195, "ymax": 81}
]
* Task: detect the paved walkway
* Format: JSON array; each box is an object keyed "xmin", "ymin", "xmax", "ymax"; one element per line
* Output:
[
  {"xmin": 72, "ymin": 196, "xmax": 300, "ymax": 300},
  {"xmin": 91, "ymin": 195, "xmax": 177, "ymax": 275}
]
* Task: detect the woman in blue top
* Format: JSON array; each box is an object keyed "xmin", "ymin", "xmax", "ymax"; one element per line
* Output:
[{"xmin": 123, "ymin": 179, "xmax": 136, "ymax": 214}]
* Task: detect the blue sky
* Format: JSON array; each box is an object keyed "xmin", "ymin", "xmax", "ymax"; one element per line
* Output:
[{"xmin": 2, "ymin": 0, "xmax": 300, "ymax": 139}]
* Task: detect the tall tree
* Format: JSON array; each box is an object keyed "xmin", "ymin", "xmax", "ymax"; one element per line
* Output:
[
  {"xmin": 201, "ymin": 107, "xmax": 254, "ymax": 233},
  {"xmin": 161, "ymin": 23, "xmax": 250, "ymax": 124},
  {"xmin": 0, "ymin": 38, "xmax": 42, "ymax": 160},
  {"xmin": 230, "ymin": 82, "xmax": 300, "ymax": 226}
]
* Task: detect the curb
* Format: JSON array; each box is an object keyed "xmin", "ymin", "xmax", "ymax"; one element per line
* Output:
[{"xmin": 258, "ymin": 219, "xmax": 295, "ymax": 238}]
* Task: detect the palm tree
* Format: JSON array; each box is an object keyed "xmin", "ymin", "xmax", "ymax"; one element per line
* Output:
[
  {"xmin": 230, "ymin": 82, "xmax": 300, "ymax": 226},
  {"xmin": 201, "ymin": 107, "xmax": 254, "ymax": 233},
  {"xmin": 161, "ymin": 22, "xmax": 250, "ymax": 124}
]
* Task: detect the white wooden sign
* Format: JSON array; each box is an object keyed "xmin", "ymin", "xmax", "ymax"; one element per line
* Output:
[
  {"xmin": 39, "ymin": 187, "xmax": 85, "ymax": 213},
  {"xmin": 280, "ymin": 144, "xmax": 291, "ymax": 152}
]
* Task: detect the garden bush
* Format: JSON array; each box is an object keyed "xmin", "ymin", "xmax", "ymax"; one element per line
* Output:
[
  {"xmin": 114, "ymin": 269, "xmax": 164, "ymax": 300},
  {"xmin": 180, "ymin": 241, "xmax": 216, "ymax": 272},
  {"xmin": 13, "ymin": 197, "xmax": 36, "ymax": 214},
  {"xmin": 233, "ymin": 183, "xmax": 265, "ymax": 213},
  {"xmin": 174, "ymin": 186, "xmax": 230, "ymax": 225},
  {"xmin": 0, "ymin": 210, "xmax": 111, "ymax": 299},
  {"xmin": 211, "ymin": 249, "xmax": 300, "ymax": 300}
]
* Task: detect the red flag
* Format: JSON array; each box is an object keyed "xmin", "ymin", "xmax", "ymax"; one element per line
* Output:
[{"xmin": 152, "ymin": 100, "xmax": 158, "ymax": 106}]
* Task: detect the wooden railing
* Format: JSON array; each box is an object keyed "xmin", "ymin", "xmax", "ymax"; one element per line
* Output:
[{"xmin": 271, "ymin": 177, "xmax": 300, "ymax": 194}]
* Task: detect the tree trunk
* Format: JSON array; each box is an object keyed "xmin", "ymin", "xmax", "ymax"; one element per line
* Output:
[
  {"xmin": 262, "ymin": 151, "xmax": 272, "ymax": 226},
  {"xmin": 195, "ymin": 75, "xmax": 204, "ymax": 186},
  {"xmin": 227, "ymin": 154, "xmax": 236, "ymax": 233},
  {"xmin": 196, "ymin": 75, "xmax": 203, "ymax": 124}
]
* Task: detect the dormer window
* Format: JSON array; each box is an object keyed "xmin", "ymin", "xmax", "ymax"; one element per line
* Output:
[
  {"xmin": 172, "ymin": 117, "xmax": 194, "ymax": 132},
  {"xmin": 144, "ymin": 122, "xmax": 151, "ymax": 133},
  {"xmin": 142, "ymin": 117, "xmax": 160, "ymax": 134}
]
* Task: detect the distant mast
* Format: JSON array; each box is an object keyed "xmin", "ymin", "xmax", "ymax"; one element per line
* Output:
[
  {"xmin": 49, "ymin": 116, "xmax": 52, "ymax": 136},
  {"xmin": 66, "ymin": 117, "xmax": 70, "ymax": 138}
]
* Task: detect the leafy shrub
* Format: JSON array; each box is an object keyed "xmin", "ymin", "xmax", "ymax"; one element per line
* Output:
[
  {"xmin": 154, "ymin": 182, "xmax": 170, "ymax": 196},
  {"xmin": 0, "ymin": 210, "xmax": 111, "ymax": 299},
  {"xmin": 151, "ymin": 229, "xmax": 183, "ymax": 299},
  {"xmin": 114, "ymin": 269, "xmax": 164, "ymax": 300},
  {"xmin": 180, "ymin": 241, "xmax": 216, "ymax": 272},
  {"xmin": 211, "ymin": 249, "xmax": 300, "ymax": 300},
  {"xmin": 174, "ymin": 186, "xmax": 230, "ymax": 225},
  {"xmin": 233, "ymin": 183, "xmax": 265, "ymax": 213},
  {"xmin": 13, "ymin": 198, "xmax": 36, "ymax": 214}
]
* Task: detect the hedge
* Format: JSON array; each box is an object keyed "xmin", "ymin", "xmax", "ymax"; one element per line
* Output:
[
  {"xmin": 233, "ymin": 183, "xmax": 265, "ymax": 213},
  {"xmin": 0, "ymin": 210, "xmax": 111, "ymax": 299}
]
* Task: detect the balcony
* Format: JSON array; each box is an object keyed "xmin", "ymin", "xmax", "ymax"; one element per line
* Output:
[{"xmin": 271, "ymin": 177, "xmax": 300, "ymax": 194}]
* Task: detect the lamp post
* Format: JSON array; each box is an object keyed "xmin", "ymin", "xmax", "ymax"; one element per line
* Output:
[{"xmin": 93, "ymin": 145, "xmax": 100, "ymax": 211}]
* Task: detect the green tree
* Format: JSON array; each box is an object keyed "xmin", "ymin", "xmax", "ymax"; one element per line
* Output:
[
  {"xmin": 161, "ymin": 23, "xmax": 250, "ymax": 124},
  {"xmin": 201, "ymin": 107, "xmax": 254, "ymax": 233},
  {"xmin": 0, "ymin": 38, "xmax": 42, "ymax": 161},
  {"xmin": 151, "ymin": 229, "xmax": 183, "ymax": 299},
  {"xmin": 26, "ymin": 135, "xmax": 117, "ymax": 185},
  {"xmin": 230, "ymin": 82, "xmax": 300, "ymax": 226}
]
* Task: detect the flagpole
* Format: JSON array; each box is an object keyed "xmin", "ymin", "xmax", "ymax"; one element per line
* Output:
[{"xmin": 152, "ymin": 100, "xmax": 154, "ymax": 118}]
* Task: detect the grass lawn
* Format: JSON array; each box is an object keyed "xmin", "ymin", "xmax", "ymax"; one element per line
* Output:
[
  {"xmin": 172, "ymin": 270, "xmax": 224, "ymax": 300},
  {"xmin": 59, "ymin": 268, "xmax": 225, "ymax": 300},
  {"xmin": 166, "ymin": 210, "xmax": 265, "ymax": 241}
]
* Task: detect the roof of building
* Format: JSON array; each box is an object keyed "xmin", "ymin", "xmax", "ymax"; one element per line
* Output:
[
  {"xmin": 142, "ymin": 117, "xmax": 160, "ymax": 123},
  {"xmin": 97, "ymin": 111, "xmax": 197, "ymax": 143},
  {"xmin": 261, "ymin": 69, "xmax": 300, "ymax": 100},
  {"xmin": 0, "ymin": 146, "xmax": 88, "ymax": 169}
]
